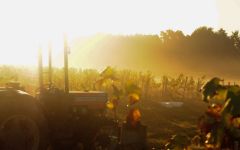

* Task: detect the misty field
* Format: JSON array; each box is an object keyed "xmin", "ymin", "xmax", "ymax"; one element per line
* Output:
[{"xmin": 0, "ymin": 65, "xmax": 209, "ymax": 147}]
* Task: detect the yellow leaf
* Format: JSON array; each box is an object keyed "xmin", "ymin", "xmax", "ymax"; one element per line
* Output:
[
  {"xmin": 106, "ymin": 100, "xmax": 114, "ymax": 109},
  {"xmin": 128, "ymin": 93, "xmax": 140, "ymax": 105}
]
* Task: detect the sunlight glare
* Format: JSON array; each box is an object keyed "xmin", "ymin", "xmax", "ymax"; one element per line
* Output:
[{"xmin": 0, "ymin": 0, "xmax": 219, "ymax": 66}]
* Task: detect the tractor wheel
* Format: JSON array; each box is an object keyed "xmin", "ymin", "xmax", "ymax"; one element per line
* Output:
[{"xmin": 0, "ymin": 94, "xmax": 49, "ymax": 150}]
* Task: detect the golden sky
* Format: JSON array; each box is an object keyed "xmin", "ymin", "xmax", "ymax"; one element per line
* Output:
[{"xmin": 0, "ymin": 0, "xmax": 239, "ymax": 66}]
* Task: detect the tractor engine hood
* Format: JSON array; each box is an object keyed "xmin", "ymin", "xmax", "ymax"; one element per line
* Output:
[{"xmin": 69, "ymin": 91, "xmax": 108, "ymax": 110}]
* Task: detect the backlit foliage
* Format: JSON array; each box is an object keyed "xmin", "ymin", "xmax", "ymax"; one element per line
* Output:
[{"xmin": 0, "ymin": 66, "xmax": 205, "ymax": 101}]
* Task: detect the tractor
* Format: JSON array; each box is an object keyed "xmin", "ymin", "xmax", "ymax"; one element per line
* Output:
[
  {"xmin": 0, "ymin": 37, "xmax": 147, "ymax": 150},
  {"xmin": 0, "ymin": 38, "xmax": 118, "ymax": 150}
]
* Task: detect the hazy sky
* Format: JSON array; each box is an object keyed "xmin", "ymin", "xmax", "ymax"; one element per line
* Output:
[{"xmin": 0, "ymin": 0, "xmax": 239, "ymax": 66}]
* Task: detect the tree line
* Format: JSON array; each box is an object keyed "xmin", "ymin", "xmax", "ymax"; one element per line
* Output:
[{"xmin": 71, "ymin": 26, "xmax": 240, "ymax": 76}]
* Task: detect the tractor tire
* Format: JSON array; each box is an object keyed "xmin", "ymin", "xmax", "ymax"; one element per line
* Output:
[{"xmin": 0, "ymin": 92, "xmax": 49, "ymax": 150}]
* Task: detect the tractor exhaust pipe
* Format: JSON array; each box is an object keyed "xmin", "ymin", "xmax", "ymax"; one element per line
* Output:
[
  {"xmin": 38, "ymin": 47, "xmax": 43, "ymax": 93},
  {"xmin": 64, "ymin": 35, "xmax": 69, "ymax": 94},
  {"xmin": 48, "ymin": 42, "xmax": 52, "ymax": 86}
]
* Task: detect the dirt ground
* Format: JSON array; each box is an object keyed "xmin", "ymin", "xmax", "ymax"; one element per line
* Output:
[{"xmin": 135, "ymin": 99, "xmax": 208, "ymax": 148}]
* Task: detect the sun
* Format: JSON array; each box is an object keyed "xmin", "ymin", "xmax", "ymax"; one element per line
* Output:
[{"xmin": 0, "ymin": 0, "xmax": 219, "ymax": 66}]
